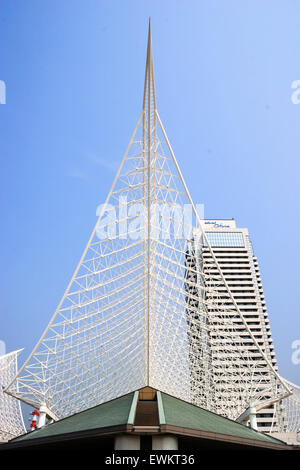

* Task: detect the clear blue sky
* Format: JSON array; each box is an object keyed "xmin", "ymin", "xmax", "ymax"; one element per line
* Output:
[{"xmin": 0, "ymin": 0, "xmax": 299, "ymax": 388}]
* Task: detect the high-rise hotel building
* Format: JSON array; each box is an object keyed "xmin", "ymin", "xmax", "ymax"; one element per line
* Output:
[{"xmin": 186, "ymin": 218, "xmax": 281, "ymax": 432}]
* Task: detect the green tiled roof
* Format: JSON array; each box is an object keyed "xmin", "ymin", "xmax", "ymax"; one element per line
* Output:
[
  {"xmin": 12, "ymin": 390, "xmax": 286, "ymax": 447},
  {"xmin": 160, "ymin": 392, "xmax": 283, "ymax": 445},
  {"xmin": 14, "ymin": 392, "xmax": 135, "ymax": 442}
]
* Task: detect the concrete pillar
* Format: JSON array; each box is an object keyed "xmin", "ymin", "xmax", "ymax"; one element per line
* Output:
[
  {"xmin": 114, "ymin": 434, "xmax": 140, "ymax": 450},
  {"xmin": 152, "ymin": 435, "xmax": 178, "ymax": 450},
  {"xmin": 37, "ymin": 403, "xmax": 47, "ymax": 429},
  {"xmin": 249, "ymin": 406, "xmax": 258, "ymax": 431}
]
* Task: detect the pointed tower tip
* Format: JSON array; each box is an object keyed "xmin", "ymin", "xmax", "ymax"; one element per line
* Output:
[
  {"xmin": 143, "ymin": 17, "xmax": 156, "ymax": 110},
  {"xmin": 147, "ymin": 17, "xmax": 152, "ymax": 45}
]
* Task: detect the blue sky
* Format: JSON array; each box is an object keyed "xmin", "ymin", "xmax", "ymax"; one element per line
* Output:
[{"xmin": 0, "ymin": 0, "xmax": 299, "ymax": 390}]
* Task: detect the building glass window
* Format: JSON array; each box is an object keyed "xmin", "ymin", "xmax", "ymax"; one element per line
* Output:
[{"xmin": 204, "ymin": 232, "xmax": 244, "ymax": 247}]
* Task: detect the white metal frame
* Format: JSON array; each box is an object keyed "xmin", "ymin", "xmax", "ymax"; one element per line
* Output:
[
  {"xmin": 4, "ymin": 22, "xmax": 291, "ymax": 421},
  {"xmin": 0, "ymin": 350, "xmax": 26, "ymax": 441},
  {"xmin": 277, "ymin": 377, "xmax": 300, "ymax": 433}
]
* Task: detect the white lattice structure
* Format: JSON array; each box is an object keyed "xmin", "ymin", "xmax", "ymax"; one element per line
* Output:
[
  {"xmin": 279, "ymin": 378, "xmax": 300, "ymax": 433},
  {"xmin": 0, "ymin": 351, "xmax": 26, "ymax": 441},
  {"xmin": 4, "ymin": 23, "xmax": 291, "ymax": 422}
]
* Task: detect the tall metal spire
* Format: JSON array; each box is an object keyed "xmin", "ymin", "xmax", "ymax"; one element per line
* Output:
[
  {"xmin": 4, "ymin": 24, "xmax": 291, "ymax": 423},
  {"xmin": 143, "ymin": 18, "xmax": 156, "ymax": 112},
  {"xmin": 143, "ymin": 18, "xmax": 157, "ymax": 385}
]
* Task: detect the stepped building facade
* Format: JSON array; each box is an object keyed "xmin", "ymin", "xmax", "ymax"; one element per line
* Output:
[{"xmin": 186, "ymin": 219, "xmax": 282, "ymax": 433}]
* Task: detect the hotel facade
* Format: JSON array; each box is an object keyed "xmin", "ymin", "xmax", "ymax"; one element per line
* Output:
[{"xmin": 186, "ymin": 218, "xmax": 282, "ymax": 433}]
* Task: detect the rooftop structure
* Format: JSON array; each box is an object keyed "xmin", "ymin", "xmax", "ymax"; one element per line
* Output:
[
  {"xmin": 0, "ymin": 388, "xmax": 292, "ymax": 451},
  {"xmin": 4, "ymin": 23, "xmax": 291, "ymax": 427}
]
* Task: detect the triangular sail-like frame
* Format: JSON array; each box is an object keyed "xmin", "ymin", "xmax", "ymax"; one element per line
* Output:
[{"xmin": 5, "ymin": 23, "xmax": 291, "ymax": 421}]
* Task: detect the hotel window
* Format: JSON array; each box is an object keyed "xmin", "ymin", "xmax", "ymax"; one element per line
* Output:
[{"xmin": 204, "ymin": 232, "xmax": 245, "ymax": 247}]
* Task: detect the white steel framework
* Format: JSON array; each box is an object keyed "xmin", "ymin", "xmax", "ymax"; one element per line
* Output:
[
  {"xmin": 278, "ymin": 377, "xmax": 300, "ymax": 433},
  {"xmin": 0, "ymin": 351, "xmax": 26, "ymax": 441},
  {"xmin": 4, "ymin": 23, "xmax": 291, "ymax": 421}
]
